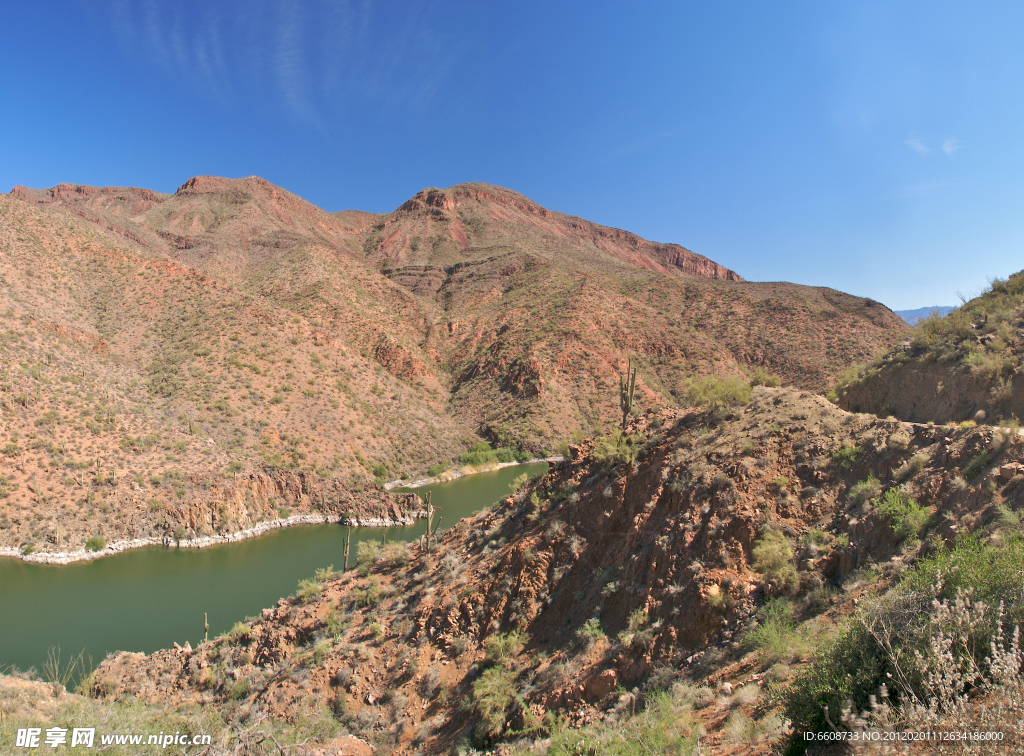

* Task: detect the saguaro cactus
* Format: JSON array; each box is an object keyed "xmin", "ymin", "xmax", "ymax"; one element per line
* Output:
[
  {"xmin": 344, "ymin": 527, "xmax": 351, "ymax": 570},
  {"xmin": 204, "ymin": 612, "xmax": 209, "ymax": 644},
  {"xmin": 619, "ymin": 358, "xmax": 638, "ymax": 430},
  {"xmin": 426, "ymin": 497, "xmax": 434, "ymax": 554}
]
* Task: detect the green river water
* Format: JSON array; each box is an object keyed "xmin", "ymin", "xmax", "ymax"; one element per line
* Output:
[{"xmin": 0, "ymin": 463, "xmax": 547, "ymax": 677}]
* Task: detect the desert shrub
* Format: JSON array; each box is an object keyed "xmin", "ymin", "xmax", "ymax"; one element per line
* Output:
[
  {"xmin": 353, "ymin": 578, "xmax": 382, "ymax": 608},
  {"xmin": 962, "ymin": 450, "xmax": 991, "ymax": 480},
  {"xmin": 725, "ymin": 710, "xmax": 785, "ymax": 745},
  {"xmin": 887, "ymin": 431, "xmax": 910, "ymax": 451},
  {"xmin": 680, "ymin": 374, "xmax": 751, "ymax": 410},
  {"xmin": 895, "ymin": 453, "xmax": 928, "ymax": 481},
  {"xmin": 752, "ymin": 530, "xmax": 799, "ymax": 594},
  {"xmin": 461, "ymin": 442, "xmax": 529, "ymax": 466},
  {"xmin": 229, "ymin": 678, "xmax": 250, "ymax": 700},
  {"xmin": 705, "ymin": 584, "xmax": 730, "ymax": 613},
  {"xmin": 592, "ymin": 428, "xmax": 642, "ymax": 467},
  {"xmin": 785, "ymin": 532, "xmax": 1024, "ymax": 751},
  {"xmin": 355, "ymin": 540, "xmax": 381, "ymax": 574},
  {"xmin": 832, "ymin": 444, "xmax": 864, "ymax": 470},
  {"xmin": 748, "ymin": 366, "xmax": 782, "ymax": 387},
  {"xmin": 854, "ymin": 471, "xmax": 893, "ymax": 511},
  {"xmin": 483, "ymin": 631, "xmax": 525, "ymax": 667},
  {"xmin": 296, "ymin": 577, "xmax": 320, "ymax": 603},
  {"xmin": 420, "ymin": 665, "xmax": 441, "ymax": 698},
  {"xmin": 380, "ymin": 542, "xmax": 411, "ymax": 566},
  {"xmin": 85, "ymin": 537, "xmax": 106, "ymax": 552},
  {"xmin": 228, "ymin": 622, "xmax": 251, "ymax": 644},
  {"xmin": 575, "ymin": 618, "xmax": 605, "ymax": 648},
  {"xmin": 875, "ymin": 489, "xmax": 927, "ymax": 542},
  {"xmin": 803, "ymin": 529, "xmax": 832, "ymax": 550},
  {"xmin": 542, "ymin": 687, "xmax": 701, "ymax": 756},
  {"xmin": 472, "ymin": 666, "xmax": 519, "ymax": 741},
  {"xmin": 743, "ymin": 599, "xmax": 797, "ymax": 662},
  {"xmin": 508, "ymin": 473, "xmax": 529, "ymax": 494},
  {"xmin": 783, "ymin": 621, "xmax": 887, "ymax": 748},
  {"xmin": 903, "ymin": 533, "xmax": 1024, "ymax": 638},
  {"xmin": 427, "ymin": 463, "xmax": 447, "ymax": 477}
]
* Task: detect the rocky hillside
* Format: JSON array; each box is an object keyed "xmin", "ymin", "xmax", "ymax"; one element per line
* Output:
[
  {"xmin": 89, "ymin": 386, "xmax": 1024, "ymax": 754},
  {"xmin": 0, "ymin": 177, "xmax": 907, "ymax": 556},
  {"xmin": 837, "ymin": 271, "xmax": 1024, "ymax": 424}
]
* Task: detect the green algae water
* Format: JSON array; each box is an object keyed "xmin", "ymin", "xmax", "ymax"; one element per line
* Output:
[{"xmin": 0, "ymin": 463, "xmax": 547, "ymax": 677}]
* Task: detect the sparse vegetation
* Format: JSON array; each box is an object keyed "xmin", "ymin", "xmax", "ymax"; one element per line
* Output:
[{"xmin": 752, "ymin": 530, "xmax": 799, "ymax": 594}]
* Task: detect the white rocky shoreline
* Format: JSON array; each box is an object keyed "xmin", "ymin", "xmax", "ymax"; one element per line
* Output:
[
  {"xmin": 383, "ymin": 456, "xmax": 562, "ymax": 491},
  {"xmin": 0, "ymin": 458, "xmax": 561, "ymax": 566},
  {"xmin": 0, "ymin": 511, "xmax": 428, "ymax": 566}
]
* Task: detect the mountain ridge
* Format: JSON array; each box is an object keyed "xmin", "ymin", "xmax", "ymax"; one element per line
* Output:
[{"xmin": 0, "ymin": 174, "xmax": 907, "ymax": 557}]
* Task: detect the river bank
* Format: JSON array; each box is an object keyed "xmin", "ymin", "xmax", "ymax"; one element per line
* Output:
[
  {"xmin": 0, "ymin": 460, "xmax": 560, "ymax": 565},
  {"xmin": 0, "ymin": 463, "xmax": 549, "ymax": 677},
  {"xmin": 383, "ymin": 456, "xmax": 563, "ymax": 491},
  {"xmin": 0, "ymin": 510, "xmax": 428, "ymax": 566}
]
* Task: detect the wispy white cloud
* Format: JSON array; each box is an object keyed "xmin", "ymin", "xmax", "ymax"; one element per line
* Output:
[
  {"xmin": 273, "ymin": 3, "xmax": 323, "ymax": 130},
  {"xmin": 105, "ymin": 1, "xmax": 469, "ymax": 128},
  {"xmin": 942, "ymin": 138, "xmax": 963, "ymax": 156},
  {"xmin": 905, "ymin": 137, "xmax": 930, "ymax": 155}
]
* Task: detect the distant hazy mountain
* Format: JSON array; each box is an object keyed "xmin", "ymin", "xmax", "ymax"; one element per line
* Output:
[{"xmin": 894, "ymin": 305, "xmax": 956, "ymax": 325}]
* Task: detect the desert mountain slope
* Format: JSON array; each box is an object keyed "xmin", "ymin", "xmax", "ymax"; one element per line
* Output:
[
  {"xmin": 362, "ymin": 183, "xmax": 741, "ymax": 280},
  {"xmin": 836, "ymin": 270, "xmax": 1024, "ymax": 424},
  {"xmin": 0, "ymin": 191, "xmax": 470, "ymax": 552},
  {"xmin": 2, "ymin": 175, "xmax": 907, "ymax": 555}
]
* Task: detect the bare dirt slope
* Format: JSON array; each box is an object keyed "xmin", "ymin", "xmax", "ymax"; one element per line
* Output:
[{"xmin": 92, "ymin": 387, "xmax": 1021, "ymax": 753}]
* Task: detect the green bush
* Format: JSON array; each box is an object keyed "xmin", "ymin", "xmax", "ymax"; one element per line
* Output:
[
  {"xmin": 749, "ymin": 366, "xmax": 782, "ymax": 387},
  {"xmin": 962, "ymin": 450, "xmax": 991, "ymax": 480},
  {"xmin": 743, "ymin": 599, "xmax": 796, "ymax": 661},
  {"xmin": 752, "ymin": 530, "xmax": 799, "ymax": 594},
  {"xmin": 847, "ymin": 475, "xmax": 881, "ymax": 507},
  {"xmin": 85, "ymin": 537, "xmax": 106, "ymax": 552},
  {"xmin": 508, "ymin": 473, "xmax": 529, "ymax": 493},
  {"xmin": 902, "ymin": 532, "xmax": 1024, "ymax": 644},
  {"xmin": 592, "ymin": 428, "xmax": 642, "ymax": 467},
  {"xmin": 472, "ymin": 666, "xmax": 519, "ymax": 740},
  {"xmin": 783, "ymin": 621, "xmax": 886, "ymax": 750},
  {"xmin": 460, "ymin": 442, "xmax": 530, "ymax": 466},
  {"xmin": 875, "ymin": 489, "xmax": 927, "ymax": 542},
  {"xmin": 353, "ymin": 578, "xmax": 382, "ymax": 608},
  {"xmin": 427, "ymin": 463, "xmax": 448, "ymax": 477},
  {"xmin": 483, "ymin": 631, "xmax": 525, "ymax": 667},
  {"xmin": 544, "ymin": 688, "xmax": 701, "ymax": 756},
  {"xmin": 575, "ymin": 618, "xmax": 605, "ymax": 648},
  {"xmin": 229, "ymin": 678, "xmax": 250, "ymax": 700},
  {"xmin": 784, "ymin": 532, "xmax": 1024, "ymax": 752},
  {"xmin": 680, "ymin": 374, "xmax": 751, "ymax": 410},
  {"xmin": 296, "ymin": 577, "xmax": 320, "ymax": 603},
  {"xmin": 832, "ymin": 445, "xmax": 864, "ymax": 470},
  {"xmin": 355, "ymin": 540, "xmax": 381, "ymax": 574}
]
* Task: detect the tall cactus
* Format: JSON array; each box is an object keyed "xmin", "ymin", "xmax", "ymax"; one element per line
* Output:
[
  {"xmin": 426, "ymin": 495, "xmax": 434, "ymax": 554},
  {"xmin": 343, "ymin": 527, "xmax": 351, "ymax": 570},
  {"xmin": 619, "ymin": 358, "xmax": 638, "ymax": 431}
]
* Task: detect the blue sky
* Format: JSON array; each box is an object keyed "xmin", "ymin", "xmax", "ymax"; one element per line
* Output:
[{"xmin": 2, "ymin": 2, "xmax": 1022, "ymax": 309}]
